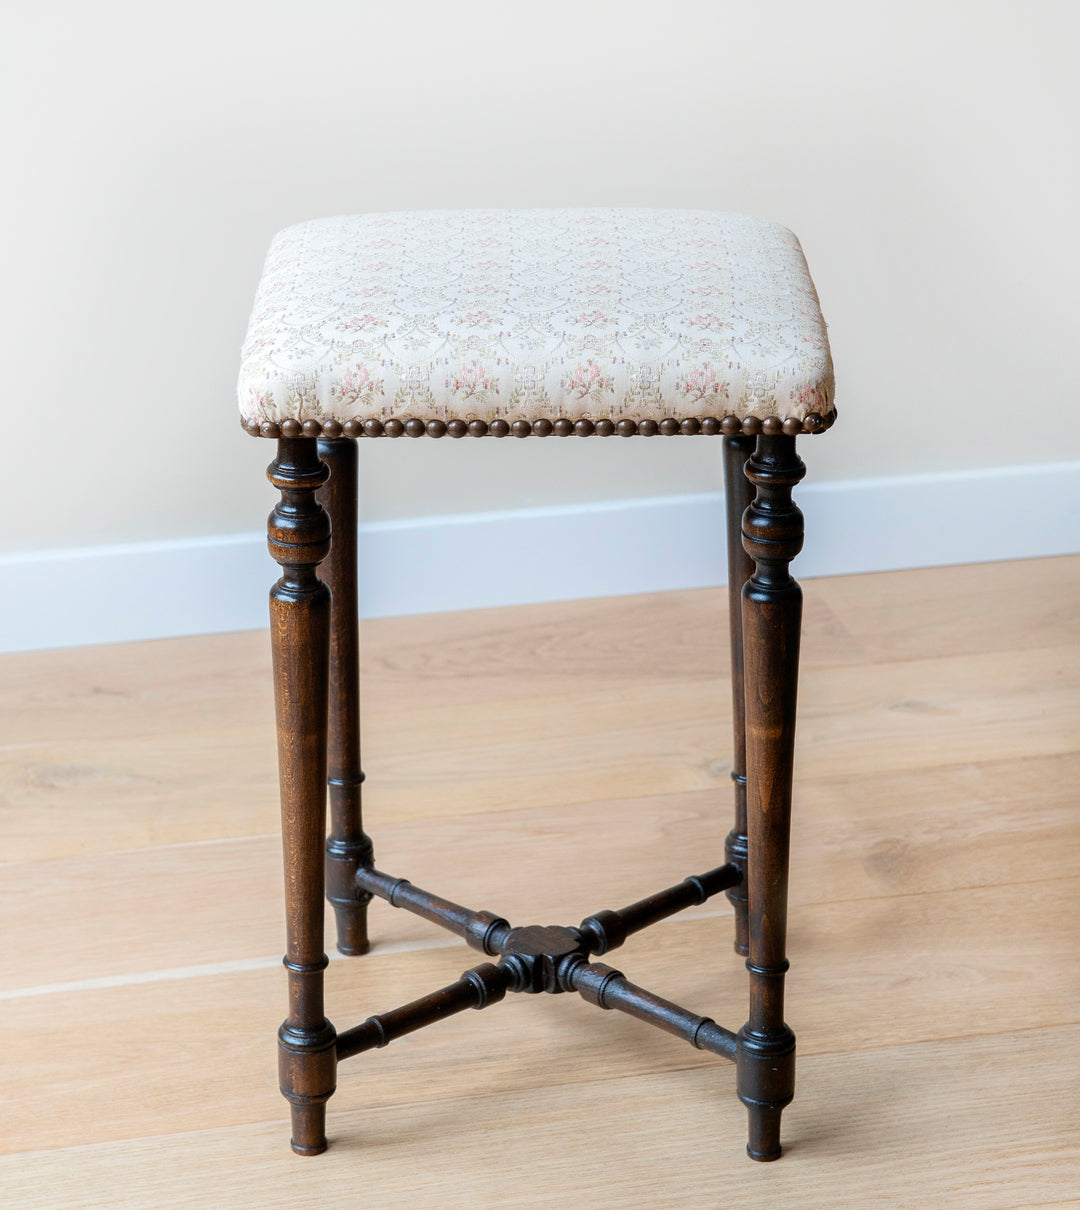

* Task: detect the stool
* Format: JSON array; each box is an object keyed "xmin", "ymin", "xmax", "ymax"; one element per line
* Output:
[{"xmin": 238, "ymin": 208, "xmax": 835, "ymax": 1161}]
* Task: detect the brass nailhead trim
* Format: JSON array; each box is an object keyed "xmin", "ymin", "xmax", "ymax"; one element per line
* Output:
[{"xmin": 242, "ymin": 409, "xmax": 837, "ymax": 440}]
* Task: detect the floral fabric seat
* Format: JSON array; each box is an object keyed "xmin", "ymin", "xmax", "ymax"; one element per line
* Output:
[{"xmin": 238, "ymin": 208, "xmax": 835, "ymax": 439}]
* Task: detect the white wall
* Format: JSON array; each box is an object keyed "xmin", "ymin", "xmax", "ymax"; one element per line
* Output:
[{"xmin": 3, "ymin": 1, "xmax": 1078, "ymax": 556}]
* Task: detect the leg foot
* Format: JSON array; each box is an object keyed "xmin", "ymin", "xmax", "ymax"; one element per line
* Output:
[
  {"xmin": 737, "ymin": 1022, "xmax": 796, "ymax": 1161},
  {"xmin": 330, "ymin": 895, "xmax": 370, "ymax": 956},
  {"xmin": 326, "ymin": 821, "xmax": 372, "ymax": 955},
  {"xmin": 745, "ymin": 1105, "xmax": 784, "ymax": 1162},
  {"xmin": 290, "ymin": 1103, "xmax": 328, "ymax": 1155}
]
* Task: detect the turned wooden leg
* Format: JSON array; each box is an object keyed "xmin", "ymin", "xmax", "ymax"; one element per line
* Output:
[
  {"xmin": 736, "ymin": 433, "xmax": 805, "ymax": 1162},
  {"xmin": 317, "ymin": 437, "xmax": 374, "ymax": 956},
  {"xmin": 722, "ymin": 435, "xmax": 756, "ymax": 956},
  {"xmin": 268, "ymin": 437, "xmax": 337, "ymax": 1156}
]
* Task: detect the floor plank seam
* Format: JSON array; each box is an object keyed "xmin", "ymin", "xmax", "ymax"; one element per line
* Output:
[{"xmin": 0, "ymin": 935, "xmax": 467, "ymax": 1000}]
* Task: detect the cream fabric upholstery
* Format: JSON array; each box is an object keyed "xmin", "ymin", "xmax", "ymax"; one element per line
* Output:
[{"xmin": 238, "ymin": 208, "xmax": 833, "ymax": 431}]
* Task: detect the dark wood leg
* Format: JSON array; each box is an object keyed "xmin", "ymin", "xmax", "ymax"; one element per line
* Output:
[
  {"xmin": 267, "ymin": 438, "xmax": 336, "ymax": 1156},
  {"xmin": 316, "ymin": 438, "xmax": 374, "ymax": 956},
  {"xmin": 722, "ymin": 435, "xmax": 756, "ymax": 955},
  {"xmin": 736, "ymin": 434, "xmax": 805, "ymax": 1161}
]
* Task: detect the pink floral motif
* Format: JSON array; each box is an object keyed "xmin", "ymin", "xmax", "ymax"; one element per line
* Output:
[
  {"xmin": 800, "ymin": 330, "xmax": 829, "ymax": 350},
  {"xmin": 572, "ymin": 310, "xmax": 612, "ymax": 327},
  {"xmin": 459, "ymin": 310, "xmax": 495, "ymax": 326},
  {"xmin": 449, "ymin": 362, "xmax": 498, "ymax": 399},
  {"xmin": 796, "ymin": 382, "xmax": 827, "ymax": 409},
  {"xmin": 679, "ymin": 366, "xmax": 729, "ymax": 405},
  {"xmin": 343, "ymin": 314, "xmax": 379, "ymax": 332},
  {"xmin": 334, "ymin": 365, "xmax": 383, "ymax": 407},
  {"xmin": 566, "ymin": 361, "xmax": 614, "ymax": 401},
  {"xmin": 246, "ymin": 387, "xmax": 275, "ymax": 416},
  {"xmin": 687, "ymin": 314, "xmax": 724, "ymax": 330}
]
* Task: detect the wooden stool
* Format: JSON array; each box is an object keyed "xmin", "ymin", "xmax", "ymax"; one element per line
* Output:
[{"xmin": 238, "ymin": 209, "xmax": 835, "ymax": 1161}]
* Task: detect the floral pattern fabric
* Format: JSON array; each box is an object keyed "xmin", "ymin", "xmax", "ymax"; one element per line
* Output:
[{"xmin": 238, "ymin": 208, "xmax": 833, "ymax": 428}]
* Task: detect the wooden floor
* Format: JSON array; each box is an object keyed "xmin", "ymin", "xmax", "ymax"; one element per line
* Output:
[{"xmin": 1, "ymin": 556, "xmax": 1078, "ymax": 1208}]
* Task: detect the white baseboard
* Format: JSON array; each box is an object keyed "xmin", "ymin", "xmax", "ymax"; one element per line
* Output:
[{"xmin": 2, "ymin": 461, "xmax": 1077, "ymax": 654}]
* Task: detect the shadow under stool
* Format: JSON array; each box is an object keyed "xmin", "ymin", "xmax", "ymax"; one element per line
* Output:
[{"xmin": 238, "ymin": 208, "xmax": 835, "ymax": 1161}]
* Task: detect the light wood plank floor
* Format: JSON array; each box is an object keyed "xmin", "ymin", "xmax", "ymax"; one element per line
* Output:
[{"xmin": 1, "ymin": 556, "xmax": 1077, "ymax": 1208}]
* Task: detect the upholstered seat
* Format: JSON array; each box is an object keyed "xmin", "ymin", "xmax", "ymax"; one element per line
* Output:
[{"xmin": 238, "ymin": 208, "xmax": 835, "ymax": 439}]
